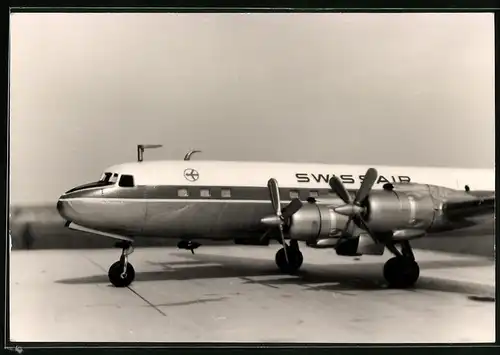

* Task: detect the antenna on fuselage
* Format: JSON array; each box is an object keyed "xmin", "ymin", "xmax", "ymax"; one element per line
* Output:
[
  {"xmin": 137, "ymin": 144, "xmax": 163, "ymax": 162},
  {"xmin": 184, "ymin": 149, "xmax": 202, "ymax": 161}
]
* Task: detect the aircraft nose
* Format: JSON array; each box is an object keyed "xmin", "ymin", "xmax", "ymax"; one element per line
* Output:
[{"xmin": 57, "ymin": 198, "xmax": 71, "ymax": 222}]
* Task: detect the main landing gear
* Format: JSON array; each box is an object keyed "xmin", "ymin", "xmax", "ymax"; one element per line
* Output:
[
  {"xmin": 273, "ymin": 238, "xmax": 419, "ymax": 288},
  {"xmin": 383, "ymin": 240, "xmax": 420, "ymax": 289},
  {"xmin": 108, "ymin": 241, "xmax": 136, "ymax": 288},
  {"xmin": 275, "ymin": 239, "xmax": 303, "ymax": 274}
]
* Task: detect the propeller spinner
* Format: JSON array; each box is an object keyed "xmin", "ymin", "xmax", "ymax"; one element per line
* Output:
[{"xmin": 261, "ymin": 178, "xmax": 303, "ymax": 263}]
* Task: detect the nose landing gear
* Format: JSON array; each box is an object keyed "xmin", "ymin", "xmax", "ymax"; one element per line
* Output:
[{"xmin": 108, "ymin": 241, "xmax": 135, "ymax": 287}]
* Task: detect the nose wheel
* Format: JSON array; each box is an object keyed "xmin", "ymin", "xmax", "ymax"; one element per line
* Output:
[
  {"xmin": 108, "ymin": 242, "xmax": 135, "ymax": 287},
  {"xmin": 275, "ymin": 240, "xmax": 303, "ymax": 274}
]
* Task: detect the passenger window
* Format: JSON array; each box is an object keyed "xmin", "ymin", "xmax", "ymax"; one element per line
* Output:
[
  {"xmin": 200, "ymin": 189, "xmax": 211, "ymax": 197},
  {"xmin": 178, "ymin": 188, "xmax": 189, "ymax": 197},
  {"xmin": 290, "ymin": 190, "xmax": 299, "ymax": 199},
  {"xmin": 119, "ymin": 175, "xmax": 135, "ymax": 187},
  {"xmin": 221, "ymin": 189, "xmax": 231, "ymax": 198},
  {"xmin": 309, "ymin": 190, "xmax": 319, "ymax": 198}
]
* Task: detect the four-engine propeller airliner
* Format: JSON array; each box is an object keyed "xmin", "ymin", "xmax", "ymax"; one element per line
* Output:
[{"xmin": 56, "ymin": 156, "xmax": 495, "ymax": 289}]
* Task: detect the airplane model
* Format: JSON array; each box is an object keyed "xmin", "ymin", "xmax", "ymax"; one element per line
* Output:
[{"xmin": 56, "ymin": 158, "xmax": 495, "ymax": 289}]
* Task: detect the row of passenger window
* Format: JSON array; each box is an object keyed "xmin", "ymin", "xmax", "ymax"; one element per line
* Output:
[
  {"xmin": 176, "ymin": 188, "xmax": 320, "ymax": 199},
  {"xmin": 177, "ymin": 188, "xmax": 232, "ymax": 198}
]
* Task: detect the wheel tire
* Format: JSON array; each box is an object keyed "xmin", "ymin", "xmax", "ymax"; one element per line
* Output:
[
  {"xmin": 383, "ymin": 257, "xmax": 420, "ymax": 289},
  {"xmin": 275, "ymin": 247, "xmax": 303, "ymax": 274},
  {"xmin": 108, "ymin": 260, "xmax": 135, "ymax": 288}
]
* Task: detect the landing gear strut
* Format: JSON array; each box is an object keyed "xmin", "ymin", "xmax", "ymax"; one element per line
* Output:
[
  {"xmin": 275, "ymin": 239, "xmax": 303, "ymax": 274},
  {"xmin": 383, "ymin": 240, "xmax": 420, "ymax": 289},
  {"xmin": 108, "ymin": 241, "xmax": 135, "ymax": 287}
]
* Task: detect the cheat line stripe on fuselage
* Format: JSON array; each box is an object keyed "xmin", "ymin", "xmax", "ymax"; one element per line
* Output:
[
  {"xmin": 61, "ymin": 183, "xmax": 493, "ymax": 201},
  {"xmin": 63, "ymin": 184, "xmax": 339, "ymax": 201}
]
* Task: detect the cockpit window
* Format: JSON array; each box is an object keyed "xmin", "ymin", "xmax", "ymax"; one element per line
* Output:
[
  {"xmin": 109, "ymin": 173, "xmax": 119, "ymax": 184},
  {"xmin": 99, "ymin": 172, "xmax": 112, "ymax": 182},
  {"xmin": 119, "ymin": 175, "xmax": 135, "ymax": 187},
  {"xmin": 65, "ymin": 172, "xmax": 118, "ymax": 194}
]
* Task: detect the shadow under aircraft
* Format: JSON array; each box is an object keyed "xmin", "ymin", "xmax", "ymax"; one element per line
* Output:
[{"xmin": 55, "ymin": 251, "xmax": 494, "ymax": 297}]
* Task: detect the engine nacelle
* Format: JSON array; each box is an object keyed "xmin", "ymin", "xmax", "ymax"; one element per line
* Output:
[
  {"xmin": 288, "ymin": 203, "xmax": 350, "ymax": 242},
  {"xmin": 364, "ymin": 184, "xmax": 436, "ymax": 232},
  {"xmin": 286, "ymin": 183, "xmax": 442, "ymax": 244}
]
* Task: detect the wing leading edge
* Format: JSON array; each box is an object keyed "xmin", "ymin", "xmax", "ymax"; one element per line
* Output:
[{"xmin": 442, "ymin": 194, "xmax": 495, "ymax": 220}]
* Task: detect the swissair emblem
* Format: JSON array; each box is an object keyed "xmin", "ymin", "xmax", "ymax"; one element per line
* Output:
[{"xmin": 183, "ymin": 168, "xmax": 199, "ymax": 182}]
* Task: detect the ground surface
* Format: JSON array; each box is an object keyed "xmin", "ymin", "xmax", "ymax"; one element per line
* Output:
[{"xmin": 9, "ymin": 245, "xmax": 495, "ymax": 343}]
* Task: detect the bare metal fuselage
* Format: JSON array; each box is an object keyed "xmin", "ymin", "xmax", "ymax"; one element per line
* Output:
[
  {"xmin": 64, "ymin": 194, "xmax": 286, "ymax": 239},
  {"xmin": 60, "ymin": 184, "xmax": 494, "ymax": 242}
]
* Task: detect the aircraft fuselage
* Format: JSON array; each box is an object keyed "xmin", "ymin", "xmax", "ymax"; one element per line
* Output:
[{"xmin": 57, "ymin": 160, "xmax": 495, "ymax": 242}]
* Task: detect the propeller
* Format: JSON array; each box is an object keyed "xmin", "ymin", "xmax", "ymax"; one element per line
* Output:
[
  {"xmin": 261, "ymin": 178, "xmax": 303, "ymax": 263},
  {"xmin": 329, "ymin": 168, "xmax": 378, "ymax": 238}
]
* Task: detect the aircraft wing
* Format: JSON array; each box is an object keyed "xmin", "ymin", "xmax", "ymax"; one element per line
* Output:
[{"xmin": 442, "ymin": 194, "xmax": 495, "ymax": 220}]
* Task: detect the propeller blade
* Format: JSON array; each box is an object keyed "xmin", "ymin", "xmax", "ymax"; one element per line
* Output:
[
  {"xmin": 282, "ymin": 198, "xmax": 303, "ymax": 219},
  {"xmin": 354, "ymin": 215, "xmax": 369, "ymax": 232},
  {"xmin": 342, "ymin": 215, "xmax": 354, "ymax": 235},
  {"xmin": 265, "ymin": 178, "xmax": 300, "ymax": 264},
  {"xmin": 267, "ymin": 178, "xmax": 281, "ymax": 216},
  {"xmin": 278, "ymin": 224, "xmax": 289, "ymax": 263},
  {"xmin": 259, "ymin": 228, "xmax": 272, "ymax": 243},
  {"xmin": 329, "ymin": 176, "xmax": 351, "ymax": 204},
  {"xmin": 354, "ymin": 168, "xmax": 378, "ymax": 204},
  {"xmin": 353, "ymin": 215, "xmax": 379, "ymax": 243}
]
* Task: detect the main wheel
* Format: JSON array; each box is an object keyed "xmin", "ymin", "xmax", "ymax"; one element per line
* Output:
[
  {"xmin": 108, "ymin": 260, "xmax": 135, "ymax": 287},
  {"xmin": 275, "ymin": 247, "xmax": 303, "ymax": 274},
  {"xmin": 383, "ymin": 256, "xmax": 420, "ymax": 289}
]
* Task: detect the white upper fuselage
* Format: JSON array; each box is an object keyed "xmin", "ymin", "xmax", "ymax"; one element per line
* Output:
[{"xmin": 104, "ymin": 160, "xmax": 495, "ymax": 192}]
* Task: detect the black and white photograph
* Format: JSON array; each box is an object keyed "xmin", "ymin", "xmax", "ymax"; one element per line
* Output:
[{"xmin": 8, "ymin": 11, "xmax": 495, "ymax": 343}]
